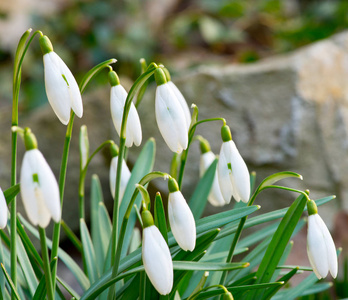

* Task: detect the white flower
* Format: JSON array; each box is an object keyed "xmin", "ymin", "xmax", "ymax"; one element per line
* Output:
[
  {"xmin": 218, "ymin": 140, "xmax": 250, "ymax": 203},
  {"xmin": 110, "ymin": 84, "xmax": 142, "ymax": 147},
  {"xmin": 142, "ymin": 225, "xmax": 173, "ymax": 295},
  {"xmin": 200, "ymin": 151, "xmax": 225, "ymax": 207},
  {"xmin": 109, "ymin": 155, "xmax": 131, "ymax": 202},
  {"xmin": 307, "ymin": 213, "xmax": 338, "ymax": 279},
  {"xmin": 155, "ymin": 82, "xmax": 188, "ymax": 153},
  {"xmin": 42, "ymin": 50, "xmax": 83, "ymax": 125},
  {"xmin": 167, "ymin": 81, "xmax": 191, "ymax": 129},
  {"xmin": 168, "ymin": 191, "xmax": 196, "ymax": 251},
  {"xmin": 20, "ymin": 149, "xmax": 61, "ymax": 228},
  {"xmin": 0, "ymin": 188, "xmax": 8, "ymax": 229}
]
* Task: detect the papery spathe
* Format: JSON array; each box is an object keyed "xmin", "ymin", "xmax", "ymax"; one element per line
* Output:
[
  {"xmin": 110, "ymin": 84, "xmax": 142, "ymax": 147},
  {"xmin": 42, "ymin": 50, "xmax": 83, "ymax": 125},
  {"xmin": 20, "ymin": 149, "xmax": 61, "ymax": 228},
  {"xmin": 218, "ymin": 140, "xmax": 250, "ymax": 203},
  {"xmin": 307, "ymin": 213, "xmax": 338, "ymax": 279},
  {"xmin": 168, "ymin": 191, "xmax": 196, "ymax": 251},
  {"xmin": 109, "ymin": 155, "xmax": 131, "ymax": 202},
  {"xmin": 0, "ymin": 188, "xmax": 7, "ymax": 229},
  {"xmin": 200, "ymin": 151, "xmax": 225, "ymax": 207},
  {"xmin": 142, "ymin": 225, "xmax": 173, "ymax": 295},
  {"xmin": 155, "ymin": 82, "xmax": 188, "ymax": 153}
]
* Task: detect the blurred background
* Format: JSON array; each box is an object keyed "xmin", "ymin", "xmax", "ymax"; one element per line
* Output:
[
  {"xmin": 1, "ymin": 0, "xmax": 348, "ymax": 110},
  {"xmin": 1, "ymin": 0, "xmax": 348, "ymax": 298}
]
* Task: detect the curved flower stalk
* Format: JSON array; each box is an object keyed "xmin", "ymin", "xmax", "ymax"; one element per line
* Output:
[
  {"xmin": 162, "ymin": 67, "xmax": 191, "ymax": 129},
  {"xmin": 109, "ymin": 71, "xmax": 142, "ymax": 147},
  {"xmin": 168, "ymin": 178, "xmax": 196, "ymax": 251},
  {"xmin": 39, "ymin": 35, "xmax": 83, "ymax": 125},
  {"xmin": 0, "ymin": 188, "xmax": 7, "ymax": 229},
  {"xmin": 109, "ymin": 144, "xmax": 131, "ymax": 202},
  {"xmin": 142, "ymin": 208, "xmax": 173, "ymax": 295},
  {"xmin": 217, "ymin": 125, "xmax": 250, "ymax": 204},
  {"xmin": 155, "ymin": 68, "xmax": 188, "ymax": 153},
  {"xmin": 199, "ymin": 138, "xmax": 225, "ymax": 207},
  {"xmin": 307, "ymin": 200, "xmax": 338, "ymax": 279},
  {"xmin": 19, "ymin": 128, "xmax": 61, "ymax": 228}
]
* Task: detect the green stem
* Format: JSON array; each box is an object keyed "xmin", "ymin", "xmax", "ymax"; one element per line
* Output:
[
  {"xmin": 177, "ymin": 117, "xmax": 226, "ymax": 188},
  {"xmin": 219, "ymin": 184, "xmax": 309, "ymax": 285},
  {"xmin": 109, "ymin": 64, "xmax": 157, "ymax": 271},
  {"xmin": 107, "ymin": 172, "xmax": 168, "ymax": 300},
  {"xmin": 50, "ymin": 59, "xmax": 116, "ymax": 288},
  {"xmin": 50, "ymin": 113, "xmax": 75, "ymax": 289},
  {"xmin": 39, "ymin": 227, "xmax": 54, "ymax": 300},
  {"xmin": 10, "ymin": 29, "xmax": 43, "ymax": 299}
]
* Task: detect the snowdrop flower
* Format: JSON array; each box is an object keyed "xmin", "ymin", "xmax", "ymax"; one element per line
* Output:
[
  {"xmin": 109, "ymin": 71, "xmax": 142, "ymax": 147},
  {"xmin": 162, "ymin": 67, "xmax": 191, "ymax": 129},
  {"xmin": 199, "ymin": 138, "xmax": 225, "ymax": 207},
  {"xmin": 307, "ymin": 200, "xmax": 338, "ymax": 279},
  {"xmin": 39, "ymin": 35, "xmax": 83, "ymax": 125},
  {"xmin": 0, "ymin": 188, "xmax": 8, "ymax": 229},
  {"xmin": 155, "ymin": 68, "xmax": 188, "ymax": 153},
  {"xmin": 109, "ymin": 144, "xmax": 131, "ymax": 202},
  {"xmin": 168, "ymin": 178, "xmax": 196, "ymax": 251},
  {"xmin": 142, "ymin": 208, "xmax": 173, "ymax": 295},
  {"xmin": 20, "ymin": 128, "xmax": 61, "ymax": 228},
  {"xmin": 217, "ymin": 125, "xmax": 250, "ymax": 204}
]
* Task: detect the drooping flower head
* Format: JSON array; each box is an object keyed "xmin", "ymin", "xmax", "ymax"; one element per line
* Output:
[
  {"xmin": 109, "ymin": 70, "xmax": 142, "ymax": 147},
  {"xmin": 109, "ymin": 143, "xmax": 131, "ymax": 202},
  {"xmin": 141, "ymin": 208, "xmax": 173, "ymax": 295},
  {"xmin": 199, "ymin": 137, "xmax": 225, "ymax": 207},
  {"xmin": 217, "ymin": 125, "xmax": 250, "ymax": 204},
  {"xmin": 155, "ymin": 68, "xmax": 188, "ymax": 153},
  {"xmin": 162, "ymin": 67, "xmax": 191, "ymax": 129},
  {"xmin": 0, "ymin": 188, "xmax": 8, "ymax": 229},
  {"xmin": 39, "ymin": 35, "xmax": 83, "ymax": 125},
  {"xmin": 20, "ymin": 128, "xmax": 61, "ymax": 228},
  {"xmin": 168, "ymin": 178, "xmax": 196, "ymax": 251},
  {"xmin": 307, "ymin": 199, "xmax": 338, "ymax": 279}
]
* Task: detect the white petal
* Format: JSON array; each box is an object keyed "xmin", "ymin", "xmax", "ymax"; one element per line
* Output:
[
  {"xmin": 217, "ymin": 142, "xmax": 233, "ymax": 204},
  {"xmin": 167, "ymin": 81, "xmax": 191, "ymax": 129},
  {"xmin": 168, "ymin": 191, "xmax": 196, "ymax": 251},
  {"xmin": 155, "ymin": 84, "xmax": 188, "ymax": 153},
  {"xmin": 43, "ymin": 53, "xmax": 71, "ymax": 124},
  {"xmin": 0, "ymin": 188, "xmax": 8, "ymax": 229},
  {"xmin": 109, "ymin": 156, "xmax": 131, "ymax": 202},
  {"xmin": 35, "ymin": 150, "xmax": 61, "ymax": 223},
  {"xmin": 200, "ymin": 152, "xmax": 225, "ymax": 206},
  {"xmin": 56, "ymin": 52, "xmax": 83, "ymax": 118},
  {"xmin": 307, "ymin": 214, "xmax": 329, "ymax": 278},
  {"xmin": 127, "ymin": 103, "xmax": 142, "ymax": 147},
  {"xmin": 229, "ymin": 140, "xmax": 250, "ymax": 203},
  {"xmin": 142, "ymin": 225, "xmax": 173, "ymax": 295},
  {"xmin": 316, "ymin": 214, "xmax": 338, "ymax": 278}
]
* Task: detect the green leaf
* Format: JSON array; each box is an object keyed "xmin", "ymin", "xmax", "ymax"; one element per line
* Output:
[
  {"xmin": 16, "ymin": 235, "xmax": 38, "ymax": 297},
  {"xmin": 96, "ymin": 202, "xmax": 112, "ymax": 271},
  {"xmin": 249, "ymin": 194, "xmax": 307, "ymax": 299},
  {"xmin": 118, "ymin": 138, "xmax": 155, "ymax": 258},
  {"xmin": 32, "ymin": 258, "xmax": 58, "ymax": 300},
  {"xmin": 79, "ymin": 58, "xmax": 117, "ymax": 93},
  {"xmin": 173, "ymin": 261, "xmax": 248, "ymax": 271},
  {"xmin": 154, "ymin": 193, "xmax": 168, "ymax": 243},
  {"xmin": 262, "ymin": 267, "xmax": 298, "ymax": 300},
  {"xmin": 4, "ymin": 184, "xmax": 20, "ymax": 205},
  {"xmin": 18, "ymin": 215, "xmax": 90, "ymax": 291},
  {"xmin": 258, "ymin": 171, "xmax": 302, "ymax": 191},
  {"xmin": 192, "ymin": 282, "xmax": 284, "ymax": 300},
  {"xmin": 61, "ymin": 220, "xmax": 82, "ymax": 253},
  {"xmin": 189, "ymin": 159, "xmax": 217, "ymax": 219},
  {"xmin": 80, "ymin": 219, "xmax": 98, "ymax": 283},
  {"xmin": 1, "ymin": 264, "xmax": 20, "ymax": 300}
]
